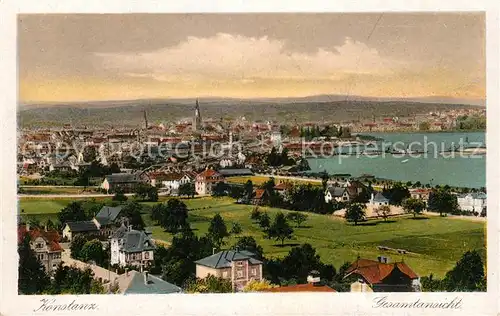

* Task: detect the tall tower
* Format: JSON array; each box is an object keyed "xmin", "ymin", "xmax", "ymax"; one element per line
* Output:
[
  {"xmin": 193, "ymin": 99, "xmax": 202, "ymax": 131},
  {"xmin": 143, "ymin": 109, "xmax": 149, "ymax": 129}
]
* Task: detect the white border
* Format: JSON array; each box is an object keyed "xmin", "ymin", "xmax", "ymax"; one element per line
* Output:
[{"xmin": 1, "ymin": 1, "xmax": 499, "ymax": 316}]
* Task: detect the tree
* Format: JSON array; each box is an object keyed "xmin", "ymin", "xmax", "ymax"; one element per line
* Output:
[
  {"xmin": 70, "ymin": 234, "xmax": 89, "ymax": 260},
  {"xmin": 121, "ymin": 201, "xmax": 146, "ymax": 230},
  {"xmin": 151, "ymin": 203, "xmax": 164, "ymax": 224},
  {"xmin": 47, "ymin": 264, "xmax": 104, "ymax": 294},
  {"xmin": 152, "ymin": 231, "xmax": 215, "ymax": 287},
  {"xmin": 58, "ymin": 201, "xmax": 89, "ymax": 225},
  {"xmin": 232, "ymin": 236, "xmax": 264, "ymax": 260},
  {"xmin": 402, "ymin": 198, "xmax": 426, "ymax": 218},
  {"xmin": 18, "ymin": 234, "xmax": 50, "ymax": 294},
  {"xmin": 428, "ymin": 189, "xmax": 459, "ymax": 216},
  {"xmin": 112, "ymin": 190, "xmax": 128, "ymax": 202},
  {"xmin": 375, "ymin": 205, "xmax": 391, "ymax": 221},
  {"xmin": 243, "ymin": 279, "xmax": 277, "ymax": 292},
  {"xmin": 185, "ymin": 275, "xmax": 233, "ymax": 293},
  {"xmin": 258, "ymin": 212, "xmax": 271, "ymax": 231},
  {"xmin": 421, "ymin": 274, "xmax": 444, "ymax": 292},
  {"xmin": 344, "ymin": 203, "xmax": 366, "ymax": 225},
  {"xmin": 286, "ymin": 212, "xmax": 308, "ymax": 228},
  {"xmin": 320, "ymin": 171, "xmax": 329, "ymax": 191},
  {"xmin": 250, "ymin": 207, "xmax": 262, "ymax": 222},
  {"xmin": 267, "ymin": 212, "xmax": 294, "ymax": 246},
  {"xmin": 212, "ymin": 181, "xmax": 228, "ymax": 197},
  {"xmin": 279, "ymin": 243, "xmax": 336, "ymax": 284},
  {"xmin": 230, "ymin": 222, "xmax": 242, "ymax": 235},
  {"xmin": 134, "ymin": 184, "xmax": 157, "ymax": 201},
  {"xmin": 178, "ymin": 183, "xmax": 196, "ymax": 198},
  {"xmin": 207, "ymin": 214, "xmax": 229, "ymax": 248},
  {"xmin": 244, "ymin": 180, "xmax": 254, "ymax": 199},
  {"xmin": 161, "ymin": 199, "xmax": 189, "ymax": 233},
  {"xmin": 383, "ymin": 182, "xmax": 410, "ymax": 206},
  {"xmin": 80, "ymin": 239, "xmax": 106, "ymax": 266},
  {"xmin": 443, "ymin": 250, "xmax": 486, "ymax": 292}
]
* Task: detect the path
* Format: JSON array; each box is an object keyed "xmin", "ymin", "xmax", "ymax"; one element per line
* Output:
[{"xmin": 61, "ymin": 245, "xmax": 118, "ymax": 283}]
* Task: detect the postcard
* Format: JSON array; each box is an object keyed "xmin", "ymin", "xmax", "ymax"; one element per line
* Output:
[{"xmin": 1, "ymin": 1, "xmax": 498, "ymax": 316}]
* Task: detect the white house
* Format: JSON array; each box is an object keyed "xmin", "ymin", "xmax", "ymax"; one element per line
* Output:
[
  {"xmin": 457, "ymin": 192, "xmax": 486, "ymax": 214},
  {"xmin": 369, "ymin": 192, "xmax": 390, "ymax": 207},
  {"xmin": 219, "ymin": 158, "xmax": 234, "ymax": 168},
  {"xmin": 161, "ymin": 172, "xmax": 194, "ymax": 195},
  {"xmin": 325, "ymin": 186, "xmax": 350, "ymax": 203},
  {"xmin": 110, "ymin": 225, "xmax": 155, "ymax": 268}
]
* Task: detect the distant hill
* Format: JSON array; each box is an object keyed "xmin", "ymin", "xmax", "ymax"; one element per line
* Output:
[
  {"xmin": 19, "ymin": 94, "xmax": 485, "ymax": 110},
  {"xmin": 18, "ymin": 98, "xmax": 483, "ymax": 129}
]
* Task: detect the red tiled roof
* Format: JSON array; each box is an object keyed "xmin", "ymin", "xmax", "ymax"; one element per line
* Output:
[
  {"xmin": 18, "ymin": 225, "xmax": 63, "ymax": 252},
  {"xmin": 345, "ymin": 259, "xmax": 418, "ymax": 284},
  {"xmin": 254, "ymin": 189, "xmax": 265, "ymax": 199},
  {"xmin": 262, "ymin": 283, "xmax": 336, "ymax": 292},
  {"xmin": 274, "ymin": 182, "xmax": 293, "ymax": 190}
]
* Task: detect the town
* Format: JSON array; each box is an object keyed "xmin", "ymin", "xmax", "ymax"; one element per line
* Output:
[{"xmin": 17, "ymin": 100, "xmax": 486, "ymax": 294}]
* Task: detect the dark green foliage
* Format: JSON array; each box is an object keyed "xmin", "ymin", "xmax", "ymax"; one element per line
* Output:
[
  {"xmin": 383, "ymin": 182, "xmax": 411, "ymax": 206},
  {"xmin": 286, "ymin": 212, "xmax": 308, "ymax": 228},
  {"xmin": 428, "ymin": 189, "xmax": 459, "ymax": 216},
  {"xmin": 258, "ymin": 212, "xmax": 271, "ymax": 231},
  {"xmin": 264, "ymin": 244, "xmax": 337, "ymax": 286},
  {"xmin": 207, "ymin": 214, "xmax": 229, "ymax": 248},
  {"xmin": 344, "ymin": 203, "xmax": 366, "ymax": 225},
  {"xmin": 18, "ymin": 234, "xmax": 50, "ymax": 294},
  {"xmin": 230, "ymin": 222, "xmax": 243, "ymax": 235},
  {"xmin": 120, "ymin": 201, "xmax": 145, "ymax": 230},
  {"xmin": 112, "ymin": 190, "xmax": 128, "ymax": 202},
  {"xmin": 150, "ymin": 230, "xmax": 215, "ymax": 287},
  {"xmin": 267, "ymin": 212, "xmax": 294, "ymax": 246},
  {"xmin": 80, "ymin": 239, "xmax": 106, "ymax": 266},
  {"xmin": 178, "ymin": 183, "xmax": 196, "ymax": 198},
  {"xmin": 232, "ymin": 236, "xmax": 264, "ymax": 260},
  {"xmin": 250, "ymin": 207, "xmax": 262, "ymax": 222},
  {"xmin": 134, "ymin": 184, "xmax": 158, "ymax": 202},
  {"xmin": 46, "ymin": 264, "xmax": 104, "ymax": 294},
  {"xmin": 443, "ymin": 250, "xmax": 486, "ymax": 292},
  {"xmin": 160, "ymin": 199, "xmax": 189, "ymax": 233},
  {"xmin": 70, "ymin": 234, "xmax": 88, "ymax": 260},
  {"xmin": 402, "ymin": 198, "xmax": 426, "ymax": 217},
  {"xmin": 58, "ymin": 201, "xmax": 89, "ymax": 225}
]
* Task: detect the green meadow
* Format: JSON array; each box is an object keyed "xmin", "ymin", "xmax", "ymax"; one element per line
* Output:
[{"xmin": 19, "ymin": 196, "xmax": 486, "ymax": 278}]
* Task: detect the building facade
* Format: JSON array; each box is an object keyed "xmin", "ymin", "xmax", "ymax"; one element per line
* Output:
[
  {"xmin": 194, "ymin": 168, "xmax": 225, "ymax": 195},
  {"xmin": 110, "ymin": 225, "xmax": 156, "ymax": 268},
  {"xmin": 195, "ymin": 250, "xmax": 263, "ymax": 292}
]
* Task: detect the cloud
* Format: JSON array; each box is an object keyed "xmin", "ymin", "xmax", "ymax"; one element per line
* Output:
[{"xmin": 94, "ymin": 33, "xmax": 403, "ymax": 82}]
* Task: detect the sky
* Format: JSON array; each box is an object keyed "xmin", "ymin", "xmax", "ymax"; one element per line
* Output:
[{"xmin": 18, "ymin": 13, "xmax": 485, "ymax": 103}]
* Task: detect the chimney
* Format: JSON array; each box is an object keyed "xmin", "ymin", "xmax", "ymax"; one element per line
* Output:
[
  {"xmin": 128, "ymin": 225, "xmax": 132, "ymax": 232},
  {"xmin": 44, "ymin": 224, "xmax": 48, "ymax": 232},
  {"xmin": 235, "ymin": 247, "xmax": 239, "ymax": 253},
  {"xmin": 144, "ymin": 271, "xmax": 149, "ymax": 285},
  {"xmin": 26, "ymin": 223, "xmax": 30, "ymax": 231},
  {"xmin": 307, "ymin": 270, "xmax": 321, "ymax": 286},
  {"xmin": 213, "ymin": 247, "xmax": 216, "ymax": 255},
  {"xmin": 125, "ymin": 268, "xmax": 129, "ymax": 276}
]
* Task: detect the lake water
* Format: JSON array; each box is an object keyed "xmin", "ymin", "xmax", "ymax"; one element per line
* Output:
[{"xmin": 307, "ymin": 132, "xmax": 485, "ymax": 188}]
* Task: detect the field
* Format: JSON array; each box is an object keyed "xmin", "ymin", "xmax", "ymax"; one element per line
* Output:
[
  {"xmin": 226, "ymin": 175, "xmax": 321, "ymax": 186},
  {"xmin": 19, "ymin": 196, "xmax": 486, "ymax": 278}
]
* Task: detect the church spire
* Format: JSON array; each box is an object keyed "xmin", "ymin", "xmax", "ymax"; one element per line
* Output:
[{"xmin": 193, "ymin": 98, "xmax": 202, "ymax": 131}]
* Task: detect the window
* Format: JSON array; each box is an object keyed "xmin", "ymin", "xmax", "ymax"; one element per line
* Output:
[
  {"xmin": 144, "ymin": 251, "xmax": 149, "ymax": 259},
  {"xmin": 236, "ymin": 270, "xmax": 243, "ymax": 278},
  {"xmin": 251, "ymin": 268, "xmax": 257, "ymax": 276},
  {"xmin": 35, "ymin": 243, "xmax": 44, "ymax": 249},
  {"xmin": 222, "ymin": 271, "xmax": 229, "ymax": 278}
]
